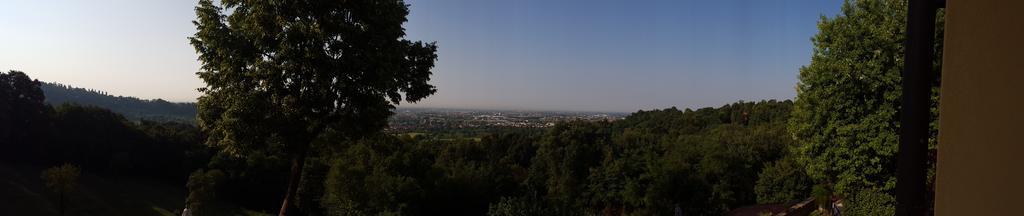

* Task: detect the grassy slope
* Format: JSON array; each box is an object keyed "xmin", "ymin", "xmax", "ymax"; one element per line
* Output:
[{"xmin": 0, "ymin": 163, "xmax": 183, "ymax": 216}]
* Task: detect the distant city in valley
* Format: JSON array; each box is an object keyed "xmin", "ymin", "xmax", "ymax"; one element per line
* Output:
[{"xmin": 388, "ymin": 108, "xmax": 627, "ymax": 132}]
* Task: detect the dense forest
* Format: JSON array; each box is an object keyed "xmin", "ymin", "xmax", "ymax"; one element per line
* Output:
[
  {"xmin": 0, "ymin": 71, "xmax": 210, "ymax": 215},
  {"xmin": 196, "ymin": 100, "xmax": 802, "ymax": 215},
  {"xmin": 1, "ymin": 71, "xmax": 208, "ymax": 183},
  {"xmin": 40, "ymin": 82, "xmax": 197, "ymax": 123}
]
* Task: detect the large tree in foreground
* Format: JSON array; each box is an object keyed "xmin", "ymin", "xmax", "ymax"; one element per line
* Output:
[
  {"xmin": 789, "ymin": 0, "xmax": 942, "ymax": 213},
  {"xmin": 189, "ymin": 0, "xmax": 438, "ymax": 214}
]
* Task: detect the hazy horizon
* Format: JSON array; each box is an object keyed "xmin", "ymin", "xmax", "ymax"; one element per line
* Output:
[{"xmin": 1, "ymin": 0, "xmax": 841, "ymax": 112}]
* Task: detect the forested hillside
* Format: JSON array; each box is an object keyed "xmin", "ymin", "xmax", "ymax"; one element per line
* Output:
[
  {"xmin": 0, "ymin": 71, "xmax": 209, "ymax": 215},
  {"xmin": 40, "ymin": 82, "xmax": 197, "ymax": 123}
]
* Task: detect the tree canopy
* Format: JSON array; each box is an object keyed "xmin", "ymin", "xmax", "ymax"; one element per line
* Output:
[
  {"xmin": 789, "ymin": 0, "xmax": 944, "ymax": 212},
  {"xmin": 306, "ymin": 100, "xmax": 800, "ymax": 215},
  {"xmin": 190, "ymin": 0, "xmax": 438, "ymax": 214},
  {"xmin": 41, "ymin": 163, "xmax": 81, "ymax": 216},
  {"xmin": 0, "ymin": 71, "xmax": 48, "ymax": 162}
]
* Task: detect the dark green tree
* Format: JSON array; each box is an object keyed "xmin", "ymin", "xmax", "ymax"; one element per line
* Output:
[
  {"xmin": 41, "ymin": 163, "xmax": 81, "ymax": 216},
  {"xmin": 527, "ymin": 121, "xmax": 612, "ymax": 214},
  {"xmin": 487, "ymin": 196, "xmax": 548, "ymax": 216},
  {"xmin": 754, "ymin": 157, "xmax": 811, "ymax": 204},
  {"xmin": 320, "ymin": 138, "xmax": 423, "ymax": 215},
  {"xmin": 186, "ymin": 169, "xmax": 228, "ymax": 215},
  {"xmin": 189, "ymin": 0, "xmax": 438, "ymax": 214},
  {"xmin": 789, "ymin": 0, "xmax": 943, "ymax": 212},
  {"xmin": 0, "ymin": 71, "xmax": 48, "ymax": 162}
]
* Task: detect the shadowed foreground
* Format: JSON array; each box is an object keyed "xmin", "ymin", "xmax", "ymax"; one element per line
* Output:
[{"xmin": 0, "ymin": 163, "xmax": 183, "ymax": 216}]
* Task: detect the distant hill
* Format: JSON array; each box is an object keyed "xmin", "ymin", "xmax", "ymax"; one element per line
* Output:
[{"xmin": 40, "ymin": 82, "xmax": 197, "ymax": 123}]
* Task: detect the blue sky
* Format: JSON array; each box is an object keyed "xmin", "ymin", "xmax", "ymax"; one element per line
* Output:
[{"xmin": 0, "ymin": 0, "xmax": 842, "ymax": 112}]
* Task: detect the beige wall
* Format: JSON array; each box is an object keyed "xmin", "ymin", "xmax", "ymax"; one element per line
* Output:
[{"xmin": 935, "ymin": 0, "xmax": 1024, "ymax": 214}]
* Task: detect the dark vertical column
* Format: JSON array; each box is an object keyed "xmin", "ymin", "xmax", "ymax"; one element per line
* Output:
[{"xmin": 897, "ymin": 0, "xmax": 939, "ymax": 215}]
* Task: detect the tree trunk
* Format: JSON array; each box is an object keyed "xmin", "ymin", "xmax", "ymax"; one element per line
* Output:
[{"xmin": 278, "ymin": 143, "xmax": 310, "ymax": 216}]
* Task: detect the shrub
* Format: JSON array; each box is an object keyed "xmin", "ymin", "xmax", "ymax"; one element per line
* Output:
[
  {"xmin": 755, "ymin": 158, "xmax": 812, "ymax": 204},
  {"xmin": 843, "ymin": 189, "xmax": 894, "ymax": 215}
]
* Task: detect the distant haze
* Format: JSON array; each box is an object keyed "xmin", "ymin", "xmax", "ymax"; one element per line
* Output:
[{"xmin": 1, "ymin": 0, "xmax": 841, "ymax": 113}]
